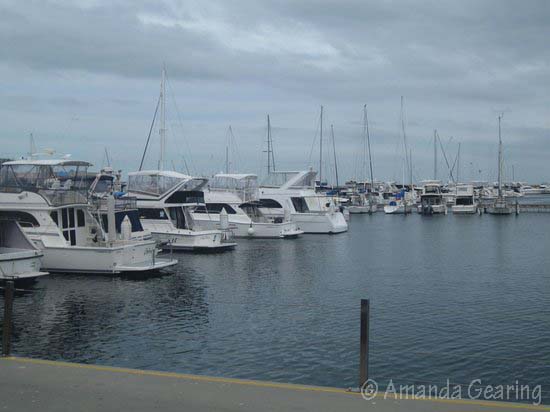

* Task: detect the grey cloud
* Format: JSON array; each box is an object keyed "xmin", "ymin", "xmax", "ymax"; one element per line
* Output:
[{"xmin": 0, "ymin": 0, "xmax": 548, "ymax": 182}]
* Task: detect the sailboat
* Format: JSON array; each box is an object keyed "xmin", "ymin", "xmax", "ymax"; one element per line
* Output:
[
  {"xmin": 349, "ymin": 105, "xmax": 376, "ymax": 214},
  {"xmin": 129, "ymin": 67, "xmax": 237, "ymax": 251},
  {"xmin": 486, "ymin": 115, "xmax": 516, "ymax": 215},
  {"xmin": 385, "ymin": 97, "xmax": 413, "ymax": 215}
]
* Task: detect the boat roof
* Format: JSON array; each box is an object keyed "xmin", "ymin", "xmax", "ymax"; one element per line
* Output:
[
  {"xmin": 128, "ymin": 170, "xmax": 192, "ymax": 179},
  {"xmin": 262, "ymin": 170, "xmax": 317, "ymax": 190},
  {"xmin": 214, "ymin": 173, "xmax": 257, "ymax": 180},
  {"xmin": 3, "ymin": 159, "xmax": 92, "ymax": 167},
  {"xmin": 421, "ymin": 180, "xmax": 442, "ymax": 185}
]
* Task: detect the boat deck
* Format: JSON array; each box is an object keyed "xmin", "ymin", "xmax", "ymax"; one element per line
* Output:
[{"xmin": 0, "ymin": 357, "xmax": 545, "ymax": 412}]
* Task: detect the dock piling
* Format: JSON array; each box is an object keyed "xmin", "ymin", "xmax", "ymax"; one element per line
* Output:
[
  {"xmin": 2, "ymin": 280, "xmax": 14, "ymax": 357},
  {"xmin": 359, "ymin": 298, "xmax": 370, "ymax": 388}
]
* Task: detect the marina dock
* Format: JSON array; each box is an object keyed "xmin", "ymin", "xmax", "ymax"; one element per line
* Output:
[{"xmin": 0, "ymin": 357, "xmax": 546, "ymax": 412}]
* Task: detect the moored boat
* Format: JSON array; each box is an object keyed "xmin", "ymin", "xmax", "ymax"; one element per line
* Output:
[{"xmin": 0, "ymin": 159, "xmax": 177, "ymax": 274}]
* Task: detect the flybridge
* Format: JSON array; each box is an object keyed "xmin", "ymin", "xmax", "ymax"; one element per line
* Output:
[
  {"xmin": 0, "ymin": 159, "xmax": 91, "ymax": 206},
  {"xmin": 261, "ymin": 170, "xmax": 317, "ymax": 190},
  {"xmin": 127, "ymin": 170, "xmax": 207, "ymax": 198},
  {"xmin": 208, "ymin": 174, "xmax": 258, "ymax": 203}
]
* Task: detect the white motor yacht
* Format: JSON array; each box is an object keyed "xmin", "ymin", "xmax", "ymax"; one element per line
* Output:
[
  {"xmin": 418, "ymin": 180, "xmax": 447, "ymax": 215},
  {"xmin": 127, "ymin": 170, "xmax": 237, "ymax": 251},
  {"xmin": 0, "ymin": 159, "xmax": 177, "ymax": 274},
  {"xmin": 0, "ymin": 216, "xmax": 48, "ymax": 280},
  {"xmin": 452, "ymin": 184, "xmax": 477, "ymax": 214},
  {"xmin": 259, "ymin": 170, "xmax": 348, "ymax": 234},
  {"xmin": 192, "ymin": 174, "xmax": 303, "ymax": 238}
]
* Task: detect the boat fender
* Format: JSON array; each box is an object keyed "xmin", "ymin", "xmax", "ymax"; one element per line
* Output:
[
  {"xmin": 219, "ymin": 208, "xmax": 229, "ymax": 230},
  {"xmin": 247, "ymin": 226, "xmax": 255, "ymax": 236},
  {"xmin": 121, "ymin": 216, "xmax": 132, "ymax": 240}
]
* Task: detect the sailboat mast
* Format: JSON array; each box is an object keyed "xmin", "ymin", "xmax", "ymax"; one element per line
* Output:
[
  {"xmin": 434, "ymin": 129, "xmax": 438, "ymax": 180},
  {"xmin": 267, "ymin": 115, "xmax": 271, "ymax": 174},
  {"xmin": 159, "ymin": 66, "xmax": 166, "ymax": 171},
  {"xmin": 497, "ymin": 114, "xmax": 503, "ymax": 198},
  {"xmin": 365, "ymin": 105, "xmax": 374, "ymax": 191},
  {"xmin": 319, "ymin": 106, "xmax": 323, "ymax": 184},
  {"xmin": 331, "ymin": 124, "xmax": 339, "ymax": 187},
  {"xmin": 225, "ymin": 146, "xmax": 229, "ymax": 174},
  {"xmin": 400, "ymin": 96, "xmax": 411, "ymax": 182},
  {"xmin": 457, "ymin": 142, "xmax": 461, "ymax": 183}
]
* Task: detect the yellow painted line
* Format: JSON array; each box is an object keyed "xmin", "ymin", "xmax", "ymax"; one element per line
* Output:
[{"xmin": 2, "ymin": 357, "xmax": 548, "ymax": 410}]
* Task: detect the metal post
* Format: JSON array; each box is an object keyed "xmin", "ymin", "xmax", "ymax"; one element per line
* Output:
[
  {"xmin": 2, "ymin": 280, "xmax": 14, "ymax": 357},
  {"xmin": 359, "ymin": 298, "xmax": 370, "ymax": 387}
]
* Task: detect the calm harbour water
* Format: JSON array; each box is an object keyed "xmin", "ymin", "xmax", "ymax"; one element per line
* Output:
[{"xmin": 2, "ymin": 211, "xmax": 550, "ymax": 400}]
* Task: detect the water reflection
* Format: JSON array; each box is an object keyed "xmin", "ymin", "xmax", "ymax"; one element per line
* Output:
[{"xmin": 1, "ymin": 213, "xmax": 549, "ymax": 393}]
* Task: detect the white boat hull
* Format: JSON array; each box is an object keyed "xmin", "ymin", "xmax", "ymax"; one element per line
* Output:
[
  {"xmin": 419, "ymin": 204, "xmax": 447, "ymax": 215},
  {"xmin": 32, "ymin": 239, "xmax": 176, "ymax": 274},
  {"xmin": 348, "ymin": 205, "xmax": 370, "ymax": 214},
  {"xmin": 291, "ymin": 212, "xmax": 348, "ymax": 234},
  {"xmin": 193, "ymin": 215, "xmax": 303, "ymax": 238},
  {"xmin": 384, "ymin": 204, "xmax": 407, "ymax": 214},
  {"xmin": 150, "ymin": 229, "xmax": 236, "ymax": 251},
  {"xmin": 452, "ymin": 205, "xmax": 478, "ymax": 214},
  {"xmin": 0, "ymin": 248, "xmax": 47, "ymax": 280},
  {"xmin": 486, "ymin": 198, "xmax": 516, "ymax": 215}
]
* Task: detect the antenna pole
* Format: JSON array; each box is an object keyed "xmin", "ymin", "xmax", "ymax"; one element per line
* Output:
[
  {"xmin": 319, "ymin": 105, "xmax": 323, "ymax": 184},
  {"xmin": 331, "ymin": 124, "xmax": 339, "ymax": 187}
]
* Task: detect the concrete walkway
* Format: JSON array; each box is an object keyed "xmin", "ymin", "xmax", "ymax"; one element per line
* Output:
[{"xmin": 0, "ymin": 357, "xmax": 547, "ymax": 412}]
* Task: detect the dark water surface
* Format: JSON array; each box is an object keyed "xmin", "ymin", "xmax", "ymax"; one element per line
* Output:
[{"xmin": 2, "ymin": 213, "xmax": 550, "ymax": 399}]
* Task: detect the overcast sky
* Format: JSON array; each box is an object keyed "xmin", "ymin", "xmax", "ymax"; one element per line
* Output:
[{"xmin": 1, "ymin": 0, "xmax": 548, "ymax": 183}]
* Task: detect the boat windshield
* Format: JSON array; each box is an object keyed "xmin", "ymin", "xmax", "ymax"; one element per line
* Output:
[
  {"xmin": 0, "ymin": 163, "xmax": 89, "ymax": 206},
  {"xmin": 128, "ymin": 174, "xmax": 182, "ymax": 196},
  {"xmin": 262, "ymin": 171, "xmax": 316, "ymax": 189}
]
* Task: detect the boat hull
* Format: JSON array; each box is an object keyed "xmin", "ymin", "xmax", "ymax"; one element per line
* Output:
[
  {"xmin": 419, "ymin": 204, "xmax": 447, "ymax": 215},
  {"xmin": 291, "ymin": 212, "xmax": 348, "ymax": 234},
  {"xmin": 0, "ymin": 248, "xmax": 48, "ymax": 280},
  {"xmin": 452, "ymin": 205, "xmax": 478, "ymax": 214},
  {"xmin": 33, "ymin": 240, "xmax": 177, "ymax": 274},
  {"xmin": 348, "ymin": 204, "xmax": 377, "ymax": 214},
  {"xmin": 193, "ymin": 216, "xmax": 304, "ymax": 238},
  {"xmin": 150, "ymin": 229, "xmax": 236, "ymax": 251},
  {"xmin": 384, "ymin": 204, "xmax": 407, "ymax": 214}
]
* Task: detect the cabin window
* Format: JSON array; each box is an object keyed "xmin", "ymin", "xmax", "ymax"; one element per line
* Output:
[
  {"xmin": 138, "ymin": 208, "xmax": 168, "ymax": 220},
  {"xmin": 456, "ymin": 197, "xmax": 473, "ymax": 206},
  {"xmin": 166, "ymin": 190, "xmax": 204, "ymax": 204},
  {"xmin": 62, "ymin": 208, "xmax": 68, "ymax": 228},
  {"xmin": 0, "ymin": 211, "xmax": 40, "ymax": 227},
  {"xmin": 50, "ymin": 211, "xmax": 58, "ymax": 225},
  {"xmin": 168, "ymin": 207, "xmax": 187, "ymax": 229},
  {"xmin": 77, "ymin": 209, "xmax": 85, "ymax": 227},
  {"xmin": 193, "ymin": 203, "xmax": 236, "ymax": 214},
  {"xmin": 291, "ymin": 197, "xmax": 309, "ymax": 213},
  {"xmin": 58, "ymin": 207, "xmax": 77, "ymax": 245},
  {"xmin": 258, "ymin": 199, "xmax": 283, "ymax": 208}
]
